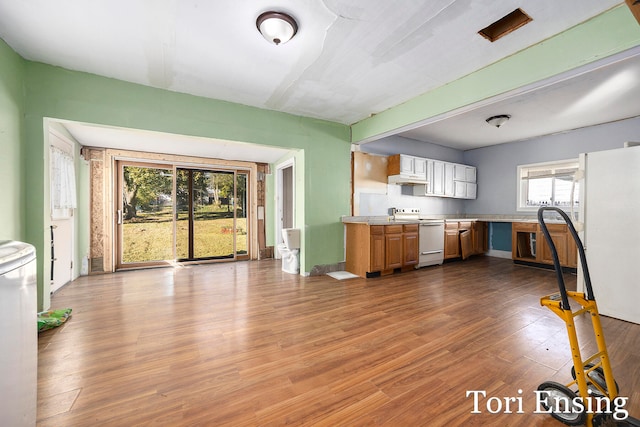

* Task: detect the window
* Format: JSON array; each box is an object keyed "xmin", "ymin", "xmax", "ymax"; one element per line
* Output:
[{"xmin": 517, "ymin": 160, "xmax": 580, "ymax": 211}]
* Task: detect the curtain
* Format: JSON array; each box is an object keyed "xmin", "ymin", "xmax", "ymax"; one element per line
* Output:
[{"xmin": 50, "ymin": 146, "xmax": 77, "ymax": 214}]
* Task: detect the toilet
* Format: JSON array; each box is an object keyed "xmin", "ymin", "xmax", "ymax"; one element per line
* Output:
[{"xmin": 278, "ymin": 228, "xmax": 300, "ymax": 274}]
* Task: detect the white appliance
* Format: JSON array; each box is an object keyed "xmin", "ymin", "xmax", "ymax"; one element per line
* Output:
[
  {"xmin": 0, "ymin": 241, "xmax": 37, "ymax": 426},
  {"xmin": 393, "ymin": 208, "xmax": 445, "ymax": 268},
  {"xmin": 278, "ymin": 228, "xmax": 300, "ymax": 274},
  {"xmin": 577, "ymin": 145, "xmax": 640, "ymax": 324}
]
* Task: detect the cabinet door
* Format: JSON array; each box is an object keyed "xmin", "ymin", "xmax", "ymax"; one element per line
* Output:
[
  {"xmin": 539, "ymin": 229, "xmax": 569, "ymax": 266},
  {"xmin": 444, "ymin": 163, "xmax": 455, "ymax": 197},
  {"xmin": 414, "ymin": 158, "xmax": 426, "ymax": 177},
  {"xmin": 466, "ymin": 183, "xmax": 477, "ymax": 199},
  {"xmin": 385, "ymin": 234, "xmax": 403, "ymax": 269},
  {"xmin": 425, "ymin": 160, "xmax": 434, "ymax": 194},
  {"xmin": 399, "ymin": 155, "xmax": 414, "ymax": 175},
  {"xmin": 444, "ymin": 229, "xmax": 460, "ymax": 259},
  {"xmin": 370, "ymin": 233, "xmax": 385, "ymax": 272},
  {"xmin": 402, "ymin": 232, "xmax": 419, "ymax": 266},
  {"xmin": 454, "ymin": 164, "xmax": 466, "ymax": 181},
  {"xmin": 454, "ymin": 181, "xmax": 466, "ymax": 198},
  {"xmin": 465, "ymin": 166, "xmax": 477, "ymax": 183},
  {"xmin": 432, "ymin": 161, "xmax": 445, "ymax": 195}
]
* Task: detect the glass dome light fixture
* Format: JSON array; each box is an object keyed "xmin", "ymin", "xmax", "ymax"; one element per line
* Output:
[
  {"xmin": 256, "ymin": 11, "xmax": 298, "ymax": 45},
  {"xmin": 486, "ymin": 114, "xmax": 511, "ymax": 128}
]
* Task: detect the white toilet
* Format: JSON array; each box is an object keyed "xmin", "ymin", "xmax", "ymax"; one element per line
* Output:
[{"xmin": 278, "ymin": 228, "xmax": 300, "ymax": 274}]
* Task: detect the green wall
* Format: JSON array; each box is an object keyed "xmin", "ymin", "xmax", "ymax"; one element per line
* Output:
[
  {"xmin": 0, "ymin": 39, "xmax": 25, "ymax": 241},
  {"xmin": 20, "ymin": 63, "xmax": 350, "ymax": 309}
]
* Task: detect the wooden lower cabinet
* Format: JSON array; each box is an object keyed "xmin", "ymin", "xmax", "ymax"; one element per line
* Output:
[
  {"xmin": 385, "ymin": 232, "xmax": 403, "ymax": 269},
  {"xmin": 444, "ymin": 221, "xmax": 487, "ymax": 260},
  {"xmin": 402, "ymin": 224, "xmax": 419, "ymax": 267},
  {"xmin": 345, "ymin": 223, "xmax": 419, "ymax": 277},
  {"xmin": 370, "ymin": 228, "xmax": 385, "ymax": 272},
  {"xmin": 512, "ymin": 222, "xmax": 577, "ymax": 269},
  {"xmin": 444, "ymin": 229, "xmax": 461, "ymax": 259}
]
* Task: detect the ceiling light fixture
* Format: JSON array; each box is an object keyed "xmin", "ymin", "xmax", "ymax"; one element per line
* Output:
[
  {"xmin": 486, "ymin": 114, "xmax": 511, "ymax": 128},
  {"xmin": 256, "ymin": 11, "xmax": 298, "ymax": 45}
]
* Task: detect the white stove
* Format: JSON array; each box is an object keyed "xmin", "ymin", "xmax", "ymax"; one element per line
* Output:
[{"xmin": 393, "ymin": 208, "xmax": 445, "ymax": 268}]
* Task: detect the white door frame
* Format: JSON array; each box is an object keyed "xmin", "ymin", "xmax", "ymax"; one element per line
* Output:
[
  {"xmin": 48, "ymin": 126, "xmax": 76, "ymax": 293},
  {"xmin": 274, "ymin": 158, "xmax": 295, "ymax": 259}
]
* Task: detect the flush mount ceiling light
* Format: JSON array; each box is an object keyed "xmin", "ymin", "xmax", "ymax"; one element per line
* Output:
[
  {"xmin": 486, "ymin": 114, "xmax": 511, "ymax": 128},
  {"xmin": 256, "ymin": 11, "xmax": 298, "ymax": 45}
]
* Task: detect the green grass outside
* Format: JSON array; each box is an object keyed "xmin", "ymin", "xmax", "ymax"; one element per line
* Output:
[{"xmin": 122, "ymin": 206, "xmax": 247, "ymax": 263}]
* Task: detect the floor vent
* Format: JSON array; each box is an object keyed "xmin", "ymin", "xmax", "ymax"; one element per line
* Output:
[{"xmin": 478, "ymin": 8, "xmax": 532, "ymax": 42}]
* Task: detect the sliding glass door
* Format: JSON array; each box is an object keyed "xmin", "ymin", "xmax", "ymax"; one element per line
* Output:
[
  {"xmin": 116, "ymin": 161, "xmax": 249, "ymax": 269},
  {"xmin": 119, "ymin": 163, "xmax": 174, "ymax": 265}
]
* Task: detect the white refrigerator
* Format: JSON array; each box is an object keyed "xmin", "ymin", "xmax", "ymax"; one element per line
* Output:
[
  {"xmin": 0, "ymin": 241, "xmax": 37, "ymax": 426},
  {"xmin": 578, "ymin": 145, "xmax": 640, "ymax": 325}
]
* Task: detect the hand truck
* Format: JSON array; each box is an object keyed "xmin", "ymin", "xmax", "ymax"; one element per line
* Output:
[{"xmin": 536, "ymin": 207, "xmax": 640, "ymax": 427}]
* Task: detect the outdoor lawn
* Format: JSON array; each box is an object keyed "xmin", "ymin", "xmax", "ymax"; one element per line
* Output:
[{"xmin": 122, "ymin": 205, "xmax": 247, "ymax": 263}]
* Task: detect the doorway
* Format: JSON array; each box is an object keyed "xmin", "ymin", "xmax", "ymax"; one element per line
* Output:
[
  {"xmin": 275, "ymin": 159, "xmax": 295, "ymax": 258},
  {"xmin": 115, "ymin": 161, "xmax": 250, "ymax": 269},
  {"xmin": 49, "ymin": 129, "xmax": 76, "ymax": 293}
]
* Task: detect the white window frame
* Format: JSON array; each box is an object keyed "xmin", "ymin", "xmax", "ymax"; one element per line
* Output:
[{"xmin": 516, "ymin": 159, "xmax": 579, "ymax": 212}]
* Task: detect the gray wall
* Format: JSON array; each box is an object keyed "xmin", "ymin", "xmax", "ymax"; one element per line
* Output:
[
  {"xmin": 463, "ymin": 117, "xmax": 640, "ymax": 215},
  {"xmin": 360, "ymin": 134, "xmax": 464, "ymax": 163}
]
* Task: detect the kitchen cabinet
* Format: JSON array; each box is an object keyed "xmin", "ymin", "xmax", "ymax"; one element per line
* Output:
[
  {"xmin": 345, "ymin": 222, "xmax": 420, "ymax": 278},
  {"xmin": 444, "ymin": 163, "xmax": 455, "ymax": 197},
  {"xmin": 370, "ymin": 226, "xmax": 385, "ymax": 272},
  {"xmin": 387, "ymin": 154, "xmax": 426, "ymax": 181},
  {"xmin": 387, "ymin": 154, "xmax": 477, "ymax": 199},
  {"xmin": 432, "ymin": 161, "xmax": 445, "ymax": 195},
  {"xmin": 452, "ymin": 164, "xmax": 477, "ymax": 199},
  {"xmin": 402, "ymin": 224, "xmax": 419, "ymax": 266},
  {"xmin": 384, "ymin": 225, "xmax": 403, "ymax": 269},
  {"xmin": 512, "ymin": 222, "xmax": 577, "ymax": 269},
  {"xmin": 444, "ymin": 221, "xmax": 487, "ymax": 260}
]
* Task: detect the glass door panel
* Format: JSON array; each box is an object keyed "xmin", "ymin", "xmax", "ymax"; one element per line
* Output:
[
  {"xmin": 120, "ymin": 164, "xmax": 174, "ymax": 264},
  {"xmin": 236, "ymin": 173, "xmax": 248, "ymax": 257},
  {"xmin": 176, "ymin": 168, "xmax": 236, "ymax": 260}
]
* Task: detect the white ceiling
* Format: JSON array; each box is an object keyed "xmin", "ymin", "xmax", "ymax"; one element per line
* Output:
[{"xmin": 0, "ymin": 0, "xmax": 637, "ymax": 154}]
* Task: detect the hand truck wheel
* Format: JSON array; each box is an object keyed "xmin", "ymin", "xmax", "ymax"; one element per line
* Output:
[
  {"xmin": 570, "ymin": 363, "xmax": 619, "ymax": 396},
  {"xmin": 537, "ymin": 381, "xmax": 587, "ymax": 426}
]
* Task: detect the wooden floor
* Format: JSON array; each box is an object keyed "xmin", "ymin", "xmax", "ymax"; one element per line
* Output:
[{"xmin": 37, "ymin": 257, "xmax": 639, "ymax": 426}]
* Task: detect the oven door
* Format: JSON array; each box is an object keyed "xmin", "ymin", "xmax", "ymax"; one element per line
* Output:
[{"xmin": 418, "ymin": 222, "xmax": 445, "ymax": 267}]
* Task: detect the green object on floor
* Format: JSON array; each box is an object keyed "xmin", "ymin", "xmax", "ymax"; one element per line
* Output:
[{"xmin": 38, "ymin": 308, "xmax": 72, "ymax": 332}]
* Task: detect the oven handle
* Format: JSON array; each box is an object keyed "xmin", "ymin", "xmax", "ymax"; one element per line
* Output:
[{"xmin": 421, "ymin": 250, "xmax": 443, "ymax": 255}]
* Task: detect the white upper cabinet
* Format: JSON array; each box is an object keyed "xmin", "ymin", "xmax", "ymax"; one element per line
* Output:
[
  {"xmin": 432, "ymin": 161, "xmax": 444, "ymax": 195},
  {"xmin": 399, "ymin": 155, "xmax": 414, "ymax": 175},
  {"xmin": 387, "ymin": 154, "xmax": 476, "ymax": 199},
  {"xmin": 388, "ymin": 154, "xmax": 428, "ymax": 183},
  {"xmin": 414, "ymin": 157, "xmax": 427, "ymax": 176},
  {"xmin": 444, "ymin": 163, "xmax": 455, "ymax": 197}
]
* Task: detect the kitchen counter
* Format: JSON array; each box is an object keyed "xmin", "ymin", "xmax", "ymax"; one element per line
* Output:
[
  {"xmin": 341, "ymin": 215, "xmax": 569, "ymax": 224},
  {"xmin": 341, "ymin": 216, "xmax": 420, "ymax": 225}
]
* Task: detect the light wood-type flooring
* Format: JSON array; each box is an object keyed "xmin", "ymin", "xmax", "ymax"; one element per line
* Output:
[{"xmin": 37, "ymin": 257, "xmax": 639, "ymax": 426}]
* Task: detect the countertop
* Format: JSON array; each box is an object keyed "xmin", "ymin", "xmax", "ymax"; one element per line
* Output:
[{"xmin": 341, "ymin": 214, "xmax": 568, "ymax": 224}]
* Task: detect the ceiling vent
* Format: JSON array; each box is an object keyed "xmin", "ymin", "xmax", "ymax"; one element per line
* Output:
[{"xmin": 478, "ymin": 8, "xmax": 532, "ymax": 42}]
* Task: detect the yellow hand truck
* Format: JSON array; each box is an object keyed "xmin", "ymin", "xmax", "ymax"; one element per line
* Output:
[{"xmin": 536, "ymin": 207, "xmax": 639, "ymax": 427}]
